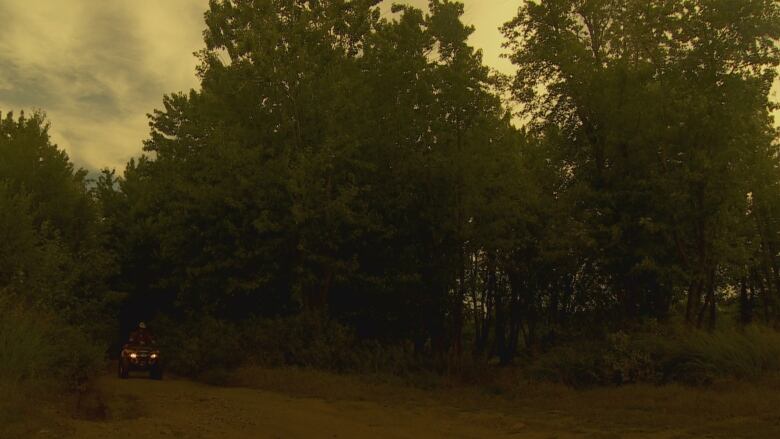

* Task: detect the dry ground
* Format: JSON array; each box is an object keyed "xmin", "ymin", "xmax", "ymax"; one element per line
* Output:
[{"xmin": 10, "ymin": 368, "xmax": 780, "ymax": 438}]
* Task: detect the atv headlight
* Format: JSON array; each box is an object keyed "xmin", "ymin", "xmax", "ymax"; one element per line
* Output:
[
  {"xmin": 150, "ymin": 353, "xmax": 158, "ymax": 359},
  {"xmin": 130, "ymin": 353, "xmax": 138, "ymax": 359}
]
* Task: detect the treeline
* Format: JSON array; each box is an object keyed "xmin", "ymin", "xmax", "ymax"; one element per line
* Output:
[
  {"xmin": 2, "ymin": 0, "xmax": 778, "ymax": 386},
  {"xmin": 94, "ymin": 0, "xmax": 780, "ymax": 367},
  {"xmin": 102, "ymin": 0, "xmax": 525, "ymax": 358}
]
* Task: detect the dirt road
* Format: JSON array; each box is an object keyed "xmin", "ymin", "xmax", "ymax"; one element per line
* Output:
[{"xmin": 66, "ymin": 376, "xmax": 547, "ymax": 439}]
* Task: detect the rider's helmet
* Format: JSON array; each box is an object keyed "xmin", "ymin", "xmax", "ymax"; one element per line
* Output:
[{"xmin": 139, "ymin": 322, "xmax": 147, "ymax": 329}]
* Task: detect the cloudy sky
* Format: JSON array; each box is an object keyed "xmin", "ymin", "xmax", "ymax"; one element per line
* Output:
[
  {"xmin": 0, "ymin": 0, "xmax": 518, "ymax": 171},
  {"xmin": 0, "ymin": 1, "xmax": 776, "ymax": 172},
  {"xmin": 0, "ymin": 1, "xmax": 205, "ymax": 171}
]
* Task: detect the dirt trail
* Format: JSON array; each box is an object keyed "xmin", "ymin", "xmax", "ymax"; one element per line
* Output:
[{"xmin": 66, "ymin": 376, "xmax": 552, "ymax": 439}]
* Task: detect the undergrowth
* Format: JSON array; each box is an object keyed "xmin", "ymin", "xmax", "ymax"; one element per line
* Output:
[
  {"xmin": 527, "ymin": 324, "xmax": 780, "ymax": 387},
  {"xmin": 0, "ymin": 298, "xmax": 104, "ymax": 435},
  {"xmin": 152, "ymin": 312, "xmax": 780, "ymax": 390}
]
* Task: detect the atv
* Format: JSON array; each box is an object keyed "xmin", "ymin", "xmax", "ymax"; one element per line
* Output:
[{"xmin": 119, "ymin": 344, "xmax": 163, "ymax": 380}]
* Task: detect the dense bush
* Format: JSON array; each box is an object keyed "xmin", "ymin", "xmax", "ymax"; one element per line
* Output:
[
  {"xmin": 0, "ymin": 299, "xmax": 104, "ymax": 389},
  {"xmin": 152, "ymin": 315, "xmax": 245, "ymax": 378},
  {"xmin": 0, "ymin": 112, "xmax": 114, "ymax": 436},
  {"xmin": 662, "ymin": 327, "xmax": 780, "ymax": 384},
  {"xmin": 528, "ymin": 325, "xmax": 780, "ymax": 387},
  {"xmin": 242, "ymin": 313, "xmax": 361, "ymax": 371},
  {"xmin": 153, "ymin": 313, "xmax": 420, "ymax": 380}
]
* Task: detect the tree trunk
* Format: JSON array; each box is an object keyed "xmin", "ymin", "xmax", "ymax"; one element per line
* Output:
[
  {"xmin": 476, "ymin": 253, "xmax": 496, "ymax": 355},
  {"xmin": 494, "ymin": 279, "xmax": 509, "ymax": 365},
  {"xmin": 685, "ymin": 280, "xmax": 702, "ymax": 324},
  {"xmin": 451, "ymin": 251, "xmax": 466, "ymax": 357},
  {"xmin": 739, "ymin": 276, "xmax": 752, "ymax": 325},
  {"xmin": 696, "ymin": 266, "xmax": 716, "ymax": 329}
]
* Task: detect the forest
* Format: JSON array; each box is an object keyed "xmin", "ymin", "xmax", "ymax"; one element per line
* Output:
[{"xmin": 3, "ymin": 0, "xmax": 780, "ymax": 427}]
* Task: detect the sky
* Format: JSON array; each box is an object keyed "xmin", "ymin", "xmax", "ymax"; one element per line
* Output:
[
  {"xmin": 0, "ymin": 1, "xmax": 776, "ymax": 172},
  {"xmin": 0, "ymin": 0, "xmax": 518, "ymax": 171},
  {"xmin": 0, "ymin": 1, "xmax": 205, "ymax": 171}
]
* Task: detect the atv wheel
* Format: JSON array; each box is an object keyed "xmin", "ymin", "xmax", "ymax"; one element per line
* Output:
[
  {"xmin": 118, "ymin": 362, "xmax": 129, "ymax": 379},
  {"xmin": 150, "ymin": 367, "xmax": 163, "ymax": 380}
]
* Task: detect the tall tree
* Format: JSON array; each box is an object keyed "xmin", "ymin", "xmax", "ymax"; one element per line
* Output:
[{"xmin": 503, "ymin": 0, "xmax": 780, "ymax": 326}]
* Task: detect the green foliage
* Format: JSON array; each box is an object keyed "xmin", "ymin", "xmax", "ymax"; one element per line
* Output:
[
  {"xmin": 500, "ymin": 0, "xmax": 780, "ymax": 337},
  {"xmin": 102, "ymin": 0, "xmax": 521, "ymax": 356},
  {"xmin": 243, "ymin": 313, "xmax": 360, "ymax": 370},
  {"xmin": 661, "ymin": 327, "xmax": 780, "ymax": 384},
  {"xmin": 0, "ymin": 299, "xmax": 104, "ymax": 389},
  {"xmin": 0, "ymin": 111, "xmax": 117, "ymax": 338},
  {"xmin": 153, "ymin": 315, "xmax": 245, "ymax": 378},
  {"xmin": 529, "ymin": 325, "xmax": 780, "ymax": 387},
  {"xmin": 0, "ymin": 307, "xmax": 103, "ymax": 437},
  {"xmin": 246, "ymin": 313, "xmax": 421, "ymax": 376},
  {"xmin": 93, "ymin": 0, "xmax": 780, "ymax": 378},
  {"xmin": 154, "ymin": 313, "xmax": 421, "ymax": 380},
  {"xmin": 0, "ymin": 110, "xmax": 112, "ymax": 435}
]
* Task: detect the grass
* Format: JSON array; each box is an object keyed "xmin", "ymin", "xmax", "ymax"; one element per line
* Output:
[
  {"xmin": 0, "ymin": 381, "xmax": 72, "ymax": 439},
  {"xmin": 229, "ymin": 365, "xmax": 433, "ymax": 402},
  {"xmin": 229, "ymin": 365, "xmax": 780, "ymax": 438},
  {"xmin": 529, "ymin": 377, "xmax": 780, "ymax": 438},
  {"xmin": 676, "ymin": 326, "xmax": 780, "ymax": 378},
  {"xmin": 219, "ymin": 323, "xmax": 780, "ymax": 437}
]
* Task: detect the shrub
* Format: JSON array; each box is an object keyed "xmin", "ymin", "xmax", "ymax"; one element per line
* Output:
[
  {"xmin": 658, "ymin": 326, "xmax": 780, "ymax": 384},
  {"xmin": 528, "ymin": 342, "xmax": 605, "ymax": 388},
  {"xmin": 243, "ymin": 312, "xmax": 358, "ymax": 370},
  {"xmin": 527, "ymin": 324, "xmax": 780, "ymax": 387},
  {"xmin": 154, "ymin": 312, "xmax": 421, "ymax": 379},
  {"xmin": 152, "ymin": 315, "xmax": 245, "ymax": 377},
  {"xmin": 0, "ymin": 299, "xmax": 104, "ymax": 388}
]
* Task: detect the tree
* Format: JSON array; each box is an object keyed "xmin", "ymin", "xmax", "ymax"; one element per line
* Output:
[
  {"xmin": 109, "ymin": 1, "xmax": 523, "ymax": 360},
  {"xmin": 0, "ymin": 111, "xmax": 114, "ymax": 336},
  {"xmin": 503, "ymin": 0, "xmax": 780, "ymax": 327}
]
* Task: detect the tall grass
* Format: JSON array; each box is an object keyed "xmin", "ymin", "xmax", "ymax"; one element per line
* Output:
[
  {"xmin": 528, "ymin": 324, "xmax": 780, "ymax": 387},
  {"xmin": 665, "ymin": 326, "xmax": 780, "ymax": 381}
]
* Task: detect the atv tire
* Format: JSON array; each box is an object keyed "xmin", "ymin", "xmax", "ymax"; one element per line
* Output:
[
  {"xmin": 118, "ymin": 362, "xmax": 129, "ymax": 379},
  {"xmin": 150, "ymin": 367, "xmax": 163, "ymax": 380}
]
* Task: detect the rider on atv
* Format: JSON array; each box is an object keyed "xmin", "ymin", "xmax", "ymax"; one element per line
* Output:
[
  {"xmin": 128, "ymin": 321, "xmax": 155, "ymax": 346},
  {"xmin": 120, "ymin": 322, "xmax": 163, "ymax": 379}
]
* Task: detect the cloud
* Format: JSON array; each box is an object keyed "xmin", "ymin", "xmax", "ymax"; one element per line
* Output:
[{"xmin": 0, "ymin": 0, "xmax": 206, "ymax": 171}]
